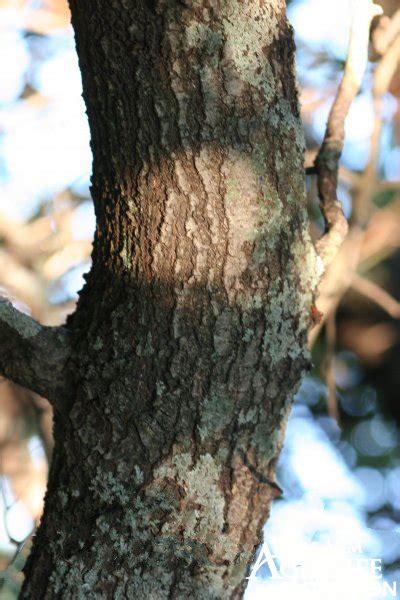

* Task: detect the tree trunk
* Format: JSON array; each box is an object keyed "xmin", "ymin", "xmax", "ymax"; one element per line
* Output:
[{"xmin": 18, "ymin": 1, "xmax": 320, "ymax": 597}]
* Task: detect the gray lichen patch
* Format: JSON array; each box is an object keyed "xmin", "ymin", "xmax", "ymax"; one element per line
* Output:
[
  {"xmin": 42, "ymin": 450, "xmax": 242, "ymax": 598},
  {"xmin": 262, "ymin": 240, "xmax": 320, "ymax": 367},
  {"xmin": 154, "ymin": 452, "xmax": 228, "ymax": 551},
  {"xmin": 222, "ymin": 151, "xmax": 268, "ymax": 301},
  {"xmin": 213, "ymin": 309, "xmax": 238, "ymax": 356},
  {"xmin": 90, "ymin": 467, "xmax": 130, "ymax": 504},
  {"xmin": 242, "ymin": 328, "xmax": 254, "ymax": 343},
  {"xmin": 222, "ymin": 0, "xmax": 281, "ymax": 89},
  {"xmin": 185, "ymin": 21, "xmax": 223, "ymax": 65},
  {"xmin": 197, "ymin": 390, "xmax": 236, "ymax": 442}
]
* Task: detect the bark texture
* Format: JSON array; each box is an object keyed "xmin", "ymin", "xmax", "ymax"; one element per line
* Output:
[
  {"xmin": 0, "ymin": 300, "xmax": 71, "ymax": 404},
  {"xmin": 17, "ymin": 1, "xmax": 320, "ymax": 597}
]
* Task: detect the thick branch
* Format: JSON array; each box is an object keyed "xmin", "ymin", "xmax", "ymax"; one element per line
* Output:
[
  {"xmin": 314, "ymin": 0, "xmax": 382, "ymax": 269},
  {"xmin": 0, "ymin": 299, "xmax": 71, "ymax": 406}
]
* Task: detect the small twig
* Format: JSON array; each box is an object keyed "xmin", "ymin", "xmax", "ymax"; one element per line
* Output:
[
  {"xmin": 351, "ymin": 14, "xmax": 400, "ymax": 224},
  {"xmin": 313, "ymin": 1, "xmax": 382, "ymax": 269},
  {"xmin": 350, "ymin": 95, "xmax": 382, "ymax": 226},
  {"xmin": 373, "ymin": 32, "xmax": 400, "ymax": 97},
  {"xmin": 375, "ymin": 180, "xmax": 400, "ymax": 193},
  {"xmin": 351, "ymin": 273, "xmax": 400, "ymax": 319},
  {"xmin": 325, "ymin": 311, "xmax": 340, "ymax": 423},
  {"xmin": 372, "ymin": 9, "xmax": 400, "ymax": 57}
]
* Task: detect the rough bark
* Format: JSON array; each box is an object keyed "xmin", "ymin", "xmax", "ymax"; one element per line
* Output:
[
  {"xmin": 15, "ymin": 1, "xmax": 320, "ymax": 598},
  {"xmin": 0, "ymin": 300, "xmax": 71, "ymax": 404}
]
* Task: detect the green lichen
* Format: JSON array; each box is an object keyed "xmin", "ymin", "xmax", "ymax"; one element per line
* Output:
[
  {"xmin": 238, "ymin": 406, "xmax": 258, "ymax": 425},
  {"xmin": 156, "ymin": 380, "xmax": 166, "ymax": 396},
  {"xmin": 157, "ymin": 452, "xmax": 227, "ymax": 547},
  {"xmin": 93, "ymin": 337, "xmax": 103, "ymax": 351},
  {"xmin": 197, "ymin": 391, "xmax": 235, "ymax": 441},
  {"xmin": 136, "ymin": 332, "xmax": 154, "ymax": 357},
  {"xmin": 185, "ymin": 21, "xmax": 223, "ymax": 65},
  {"xmin": 242, "ymin": 328, "xmax": 254, "ymax": 342},
  {"xmin": 133, "ymin": 465, "xmax": 144, "ymax": 485},
  {"xmin": 90, "ymin": 467, "xmax": 130, "ymax": 504}
]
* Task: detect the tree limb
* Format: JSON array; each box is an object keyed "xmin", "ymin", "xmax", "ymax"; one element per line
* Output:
[
  {"xmin": 351, "ymin": 273, "xmax": 400, "ymax": 318},
  {"xmin": 314, "ymin": 0, "xmax": 382, "ymax": 269},
  {"xmin": 0, "ymin": 299, "xmax": 72, "ymax": 407}
]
